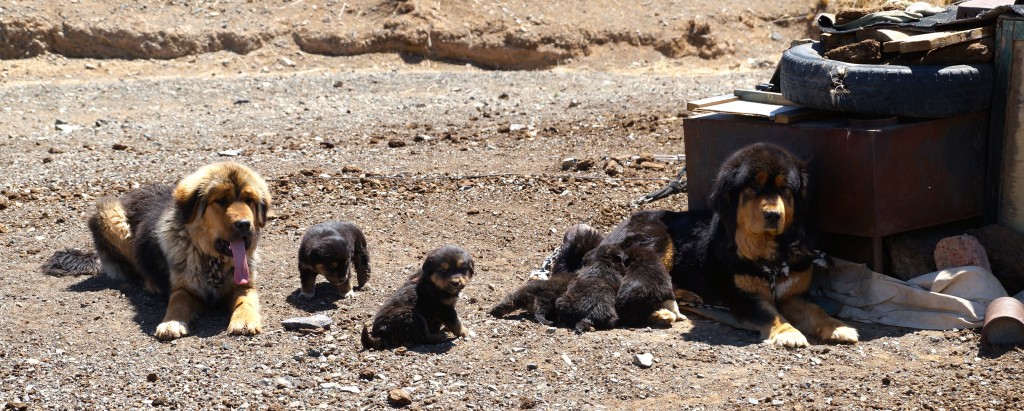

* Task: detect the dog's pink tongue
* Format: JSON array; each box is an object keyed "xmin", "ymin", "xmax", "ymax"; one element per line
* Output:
[{"xmin": 229, "ymin": 239, "xmax": 250, "ymax": 285}]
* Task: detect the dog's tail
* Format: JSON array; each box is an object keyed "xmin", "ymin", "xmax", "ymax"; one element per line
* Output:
[
  {"xmin": 41, "ymin": 248, "xmax": 101, "ymax": 277},
  {"xmin": 360, "ymin": 324, "xmax": 384, "ymax": 350}
]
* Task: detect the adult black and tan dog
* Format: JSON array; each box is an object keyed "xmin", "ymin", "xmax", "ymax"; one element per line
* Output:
[
  {"xmin": 602, "ymin": 143, "xmax": 856, "ymax": 347},
  {"xmin": 43, "ymin": 162, "xmax": 271, "ymax": 341},
  {"xmin": 361, "ymin": 245, "xmax": 476, "ymax": 349},
  {"xmin": 298, "ymin": 221, "xmax": 371, "ymax": 299}
]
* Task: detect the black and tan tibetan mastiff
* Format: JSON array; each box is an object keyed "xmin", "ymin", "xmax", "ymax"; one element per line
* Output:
[
  {"xmin": 361, "ymin": 245, "xmax": 476, "ymax": 349},
  {"xmin": 43, "ymin": 162, "xmax": 271, "ymax": 341},
  {"xmin": 298, "ymin": 221, "xmax": 371, "ymax": 299},
  {"xmin": 489, "ymin": 224, "xmax": 603, "ymax": 325},
  {"xmin": 602, "ymin": 143, "xmax": 856, "ymax": 347}
]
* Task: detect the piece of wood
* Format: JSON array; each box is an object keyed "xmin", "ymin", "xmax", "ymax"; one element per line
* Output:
[
  {"xmin": 686, "ymin": 94, "xmax": 738, "ymax": 111},
  {"xmin": 856, "ymin": 28, "xmax": 914, "ymax": 43},
  {"xmin": 733, "ymin": 89, "xmax": 796, "ymax": 106},
  {"xmin": 883, "ymin": 25, "xmax": 995, "ymax": 54}
]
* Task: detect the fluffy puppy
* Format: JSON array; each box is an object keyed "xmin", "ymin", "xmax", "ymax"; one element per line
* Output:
[
  {"xmin": 616, "ymin": 246, "xmax": 686, "ymax": 327},
  {"xmin": 555, "ymin": 244, "xmax": 626, "ymax": 333},
  {"xmin": 42, "ymin": 162, "xmax": 270, "ymax": 341},
  {"xmin": 489, "ymin": 224, "xmax": 603, "ymax": 325},
  {"xmin": 298, "ymin": 221, "xmax": 371, "ymax": 299},
  {"xmin": 361, "ymin": 245, "xmax": 475, "ymax": 349}
]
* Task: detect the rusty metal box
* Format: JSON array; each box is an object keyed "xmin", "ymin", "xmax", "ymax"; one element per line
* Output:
[{"xmin": 684, "ymin": 111, "xmax": 989, "ymax": 271}]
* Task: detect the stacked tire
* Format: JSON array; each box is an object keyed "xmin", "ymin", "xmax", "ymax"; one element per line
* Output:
[{"xmin": 779, "ymin": 42, "xmax": 992, "ymax": 118}]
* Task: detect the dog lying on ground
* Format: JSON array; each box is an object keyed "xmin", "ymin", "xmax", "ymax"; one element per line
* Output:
[
  {"xmin": 361, "ymin": 245, "xmax": 476, "ymax": 349},
  {"xmin": 615, "ymin": 245, "xmax": 686, "ymax": 327},
  {"xmin": 298, "ymin": 221, "xmax": 370, "ymax": 299},
  {"xmin": 601, "ymin": 143, "xmax": 856, "ymax": 347},
  {"xmin": 43, "ymin": 162, "xmax": 271, "ymax": 340},
  {"xmin": 489, "ymin": 224, "xmax": 603, "ymax": 325},
  {"xmin": 554, "ymin": 244, "xmax": 626, "ymax": 333}
]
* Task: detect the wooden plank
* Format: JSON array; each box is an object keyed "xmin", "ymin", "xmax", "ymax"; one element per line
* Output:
[
  {"xmin": 686, "ymin": 94, "xmax": 738, "ymax": 111},
  {"xmin": 856, "ymin": 28, "xmax": 914, "ymax": 43},
  {"xmin": 883, "ymin": 25, "xmax": 995, "ymax": 53},
  {"xmin": 985, "ymin": 17, "xmax": 1019, "ymax": 224},
  {"xmin": 733, "ymin": 89, "xmax": 796, "ymax": 106}
]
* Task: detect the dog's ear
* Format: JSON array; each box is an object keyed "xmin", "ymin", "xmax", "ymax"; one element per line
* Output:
[
  {"xmin": 172, "ymin": 184, "xmax": 206, "ymax": 224},
  {"xmin": 708, "ymin": 163, "xmax": 742, "ymax": 215},
  {"xmin": 254, "ymin": 198, "xmax": 269, "ymax": 228}
]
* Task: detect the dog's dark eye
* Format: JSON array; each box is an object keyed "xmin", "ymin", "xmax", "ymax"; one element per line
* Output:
[{"xmin": 215, "ymin": 198, "xmax": 229, "ymax": 207}]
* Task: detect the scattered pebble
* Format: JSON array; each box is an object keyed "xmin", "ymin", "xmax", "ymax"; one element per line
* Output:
[
  {"xmin": 388, "ymin": 388, "xmax": 413, "ymax": 407},
  {"xmin": 281, "ymin": 315, "xmax": 333, "ymax": 331},
  {"xmin": 218, "ymin": 149, "xmax": 243, "ymax": 157},
  {"xmin": 633, "ymin": 353, "xmax": 654, "ymax": 368}
]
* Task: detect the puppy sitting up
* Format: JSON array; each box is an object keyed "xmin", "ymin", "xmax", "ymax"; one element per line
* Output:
[
  {"xmin": 298, "ymin": 221, "xmax": 371, "ymax": 299},
  {"xmin": 490, "ymin": 224, "xmax": 603, "ymax": 325},
  {"xmin": 616, "ymin": 246, "xmax": 686, "ymax": 327},
  {"xmin": 361, "ymin": 245, "xmax": 475, "ymax": 349},
  {"xmin": 555, "ymin": 244, "xmax": 626, "ymax": 333}
]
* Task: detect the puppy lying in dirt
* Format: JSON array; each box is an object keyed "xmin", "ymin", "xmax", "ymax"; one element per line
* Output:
[
  {"xmin": 616, "ymin": 246, "xmax": 686, "ymax": 327},
  {"xmin": 361, "ymin": 245, "xmax": 476, "ymax": 349},
  {"xmin": 490, "ymin": 224, "xmax": 603, "ymax": 325},
  {"xmin": 298, "ymin": 221, "xmax": 371, "ymax": 299},
  {"xmin": 555, "ymin": 244, "xmax": 626, "ymax": 333}
]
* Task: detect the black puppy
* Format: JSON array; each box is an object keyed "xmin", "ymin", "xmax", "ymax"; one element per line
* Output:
[
  {"xmin": 361, "ymin": 245, "xmax": 475, "ymax": 349},
  {"xmin": 616, "ymin": 246, "xmax": 685, "ymax": 327},
  {"xmin": 298, "ymin": 221, "xmax": 371, "ymax": 299},
  {"xmin": 490, "ymin": 224, "xmax": 603, "ymax": 325},
  {"xmin": 555, "ymin": 244, "xmax": 626, "ymax": 333}
]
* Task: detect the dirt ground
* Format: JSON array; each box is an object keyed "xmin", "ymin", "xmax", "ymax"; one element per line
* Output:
[{"xmin": 2, "ymin": 1, "xmax": 1022, "ymax": 410}]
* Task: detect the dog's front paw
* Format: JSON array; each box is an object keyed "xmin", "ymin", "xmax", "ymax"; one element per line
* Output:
[
  {"xmin": 458, "ymin": 328, "xmax": 477, "ymax": 339},
  {"xmin": 647, "ymin": 309, "xmax": 677, "ymax": 327},
  {"xmin": 828, "ymin": 326, "xmax": 859, "ymax": 344},
  {"xmin": 767, "ymin": 324, "xmax": 809, "ymax": 348},
  {"xmin": 228, "ymin": 316, "xmax": 263, "ymax": 336},
  {"xmin": 155, "ymin": 320, "xmax": 189, "ymax": 340}
]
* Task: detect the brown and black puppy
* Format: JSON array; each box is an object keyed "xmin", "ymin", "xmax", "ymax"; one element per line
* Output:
[
  {"xmin": 361, "ymin": 245, "xmax": 476, "ymax": 349},
  {"xmin": 42, "ymin": 162, "xmax": 271, "ymax": 341},
  {"xmin": 555, "ymin": 244, "xmax": 626, "ymax": 333},
  {"xmin": 615, "ymin": 246, "xmax": 685, "ymax": 328},
  {"xmin": 490, "ymin": 224, "xmax": 603, "ymax": 325},
  {"xmin": 298, "ymin": 221, "xmax": 370, "ymax": 299}
]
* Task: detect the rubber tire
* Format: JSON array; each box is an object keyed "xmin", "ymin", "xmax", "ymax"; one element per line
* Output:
[{"xmin": 779, "ymin": 42, "xmax": 992, "ymax": 118}]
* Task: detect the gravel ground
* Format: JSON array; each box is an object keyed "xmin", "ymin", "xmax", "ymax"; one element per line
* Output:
[{"xmin": 2, "ymin": 1, "xmax": 1023, "ymax": 410}]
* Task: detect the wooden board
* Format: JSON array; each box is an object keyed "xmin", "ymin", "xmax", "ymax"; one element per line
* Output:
[
  {"xmin": 733, "ymin": 89, "xmax": 795, "ymax": 106},
  {"xmin": 883, "ymin": 25, "xmax": 995, "ymax": 53},
  {"xmin": 856, "ymin": 28, "xmax": 914, "ymax": 43},
  {"xmin": 686, "ymin": 94, "xmax": 738, "ymax": 111}
]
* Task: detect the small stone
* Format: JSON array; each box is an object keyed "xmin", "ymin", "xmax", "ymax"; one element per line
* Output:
[
  {"xmin": 560, "ymin": 158, "xmax": 578, "ymax": 171},
  {"xmin": 307, "ymin": 348, "xmax": 322, "ymax": 357},
  {"xmin": 0, "ymin": 223, "xmax": 8, "ymax": 233},
  {"xmin": 338, "ymin": 385, "xmax": 360, "ymax": 393},
  {"xmin": 320, "ymin": 382, "xmax": 339, "ymax": 389},
  {"xmin": 147, "ymin": 372, "xmax": 158, "ymax": 382},
  {"xmin": 151, "ymin": 397, "xmax": 169, "ymax": 407},
  {"xmin": 279, "ymin": 57, "xmax": 296, "ymax": 67},
  {"xmin": 561, "ymin": 354, "xmax": 573, "ymax": 367},
  {"xmin": 414, "ymin": 134, "xmax": 432, "ymax": 142},
  {"xmin": 771, "ymin": 31, "xmax": 783, "ymax": 41},
  {"xmin": 275, "ymin": 377, "xmax": 295, "ymax": 389},
  {"xmin": 281, "ymin": 315, "xmax": 333, "ymax": 331},
  {"xmin": 333, "ymin": 80, "xmax": 344, "ymax": 88},
  {"xmin": 358, "ymin": 369, "xmax": 376, "ymax": 380},
  {"xmin": 218, "ymin": 149, "xmax": 243, "ymax": 157},
  {"xmin": 341, "ymin": 164, "xmax": 363, "ymax": 173},
  {"xmin": 575, "ymin": 158, "xmax": 596, "ymax": 171},
  {"xmin": 633, "ymin": 353, "xmax": 654, "ymax": 368},
  {"xmin": 388, "ymin": 388, "xmax": 413, "ymax": 407},
  {"xmin": 509, "ymin": 123, "xmax": 527, "ymax": 132},
  {"xmin": 319, "ymin": 141, "xmax": 335, "ymax": 149},
  {"xmin": 0, "ymin": 196, "xmax": 7, "ymax": 210},
  {"xmin": 526, "ymin": 363, "xmax": 538, "ymax": 371},
  {"xmin": 568, "ymin": 99, "xmax": 580, "ymax": 108},
  {"xmin": 47, "ymin": 147, "xmax": 64, "ymax": 154},
  {"xmin": 112, "ymin": 143, "xmax": 129, "ymax": 151},
  {"xmin": 545, "ymin": 327, "xmax": 557, "ymax": 334},
  {"xmin": 387, "ymin": 139, "xmax": 407, "ymax": 148}
]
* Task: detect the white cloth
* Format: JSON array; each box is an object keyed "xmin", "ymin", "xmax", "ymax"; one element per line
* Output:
[{"xmin": 812, "ymin": 258, "xmax": 1008, "ymax": 330}]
